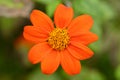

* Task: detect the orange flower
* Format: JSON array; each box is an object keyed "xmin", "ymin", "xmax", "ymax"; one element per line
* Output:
[{"xmin": 23, "ymin": 4, "xmax": 98, "ymax": 75}]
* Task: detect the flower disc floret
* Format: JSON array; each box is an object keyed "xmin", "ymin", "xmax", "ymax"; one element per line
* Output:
[{"xmin": 48, "ymin": 28, "xmax": 70, "ymax": 50}]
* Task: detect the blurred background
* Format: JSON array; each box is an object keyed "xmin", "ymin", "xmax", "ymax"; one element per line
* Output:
[{"xmin": 0, "ymin": 0, "xmax": 120, "ymax": 80}]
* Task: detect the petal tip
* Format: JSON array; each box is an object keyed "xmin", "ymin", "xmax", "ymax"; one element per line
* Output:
[
  {"xmin": 28, "ymin": 51, "xmax": 40, "ymax": 64},
  {"xmin": 31, "ymin": 9, "xmax": 39, "ymax": 14},
  {"xmin": 54, "ymin": 4, "xmax": 73, "ymax": 28}
]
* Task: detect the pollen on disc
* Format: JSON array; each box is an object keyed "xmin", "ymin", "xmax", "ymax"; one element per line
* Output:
[{"xmin": 47, "ymin": 28, "xmax": 70, "ymax": 50}]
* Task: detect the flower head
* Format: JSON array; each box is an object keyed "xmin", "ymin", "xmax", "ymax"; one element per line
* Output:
[{"xmin": 23, "ymin": 4, "xmax": 98, "ymax": 75}]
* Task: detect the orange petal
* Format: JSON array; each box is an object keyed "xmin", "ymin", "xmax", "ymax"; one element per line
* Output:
[
  {"xmin": 68, "ymin": 41, "xmax": 94, "ymax": 60},
  {"xmin": 68, "ymin": 14, "xmax": 93, "ymax": 34},
  {"xmin": 54, "ymin": 4, "xmax": 73, "ymax": 28},
  {"xmin": 23, "ymin": 26, "xmax": 48, "ymax": 44},
  {"xmin": 41, "ymin": 50, "xmax": 60, "ymax": 74},
  {"xmin": 30, "ymin": 10, "xmax": 54, "ymax": 33},
  {"xmin": 70, "ymin": 32, "xmax": 98, "ymax": 45},
  {"xmin": 28, "ymin": 42, "xmax": 52, "ymax": 64},
  {"xmin": 60, "ymin": 50, "xmax": 81, "ymax": 75}
]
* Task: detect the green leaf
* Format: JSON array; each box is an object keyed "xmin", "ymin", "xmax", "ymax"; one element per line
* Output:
[
  {"xmin": 115, "ymin": 65, "xmax": 120, "ymax": 80},
  {"xmin": 0, "ymin": 17, "xmax": 17, "ymax": 37},
  {"xmin": 46, "ymin": 0, "xmax": 61, "ymax": 17},
  {"xmin": 72, "ymin": 0, "xmax": 115, "ymax": 52},
  {"xmin": 34, "ymin": 0, "xmax": 57, "ymax": 4},
  {"xmin": 69, "ymin": 67, "xmax": 106, "ymax": 80},
  {"xmin": 0, "ymin": 0, "xmax": 23, "ymax": 8},
  {"xmin": 28, "ymin": 67, "xmax": 61, "ymax": 80},
  {"xmin": 72, "ymin": 0, "xmax": 115, "ymax": 20},
  {"xmin": 89, "ymin": 21, "xmax": 102, "ymax": 53}
]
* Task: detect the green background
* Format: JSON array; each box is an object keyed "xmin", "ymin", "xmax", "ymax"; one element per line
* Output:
[{"xmin": 0, "ymin": 0, "xmax": 120, "ymax": 80}]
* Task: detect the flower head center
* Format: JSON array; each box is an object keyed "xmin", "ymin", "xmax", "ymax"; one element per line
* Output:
[{"xmin": 48, "ymin": 28, "xmax": 70, "ymax": 50}]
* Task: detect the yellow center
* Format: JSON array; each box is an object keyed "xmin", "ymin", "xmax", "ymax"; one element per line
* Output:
[{"xmin": 47, "ymin": 28, "xmax": 70, "ymax": 50}]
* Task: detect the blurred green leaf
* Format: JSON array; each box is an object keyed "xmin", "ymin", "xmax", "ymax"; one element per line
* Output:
[
  {"xmin": 0, "ymin": 17, "xmax": 15, "ymax": 37},
  {"xmin": 72, "ymin": 0, "xmax": 115, "ymax": 20},
  {"xmin": 72, "ymin": 0, "xmax": 115, "ymax": 53},
  {"xmin": 70, "ymin": 67, "xmax": 106, "ymax": 80},
  {"xmin": 28, "ymin": 67, "xmax": 61, "ymax": 80},
  {"xmin": 115, "ymin": 65, "xmax": 120, "ymax": 80},
  {"xmin": 0, "ymin": 0, "xmax": 23, "ymax": 8},
  {"xmin": 46, "ymin": 0, "xmax": 61, "ymax": 17},
  {"xmin": 15, "ymin": 45, "xmax": 31, "ymax": 67},
  {"xmin": 116, "ymin": 48, "xmax": 120, "ymax": 63},
  {"xmin": 34, "ymin": 0, "xmax": 57, "ymax": 4},
  {"xmin": 0, "ymin": 75, "xmax": 12, "ymax": 80},
  {"xmin": 89, "ymin": 22, "xmax": 102, "ymax": 53}
]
